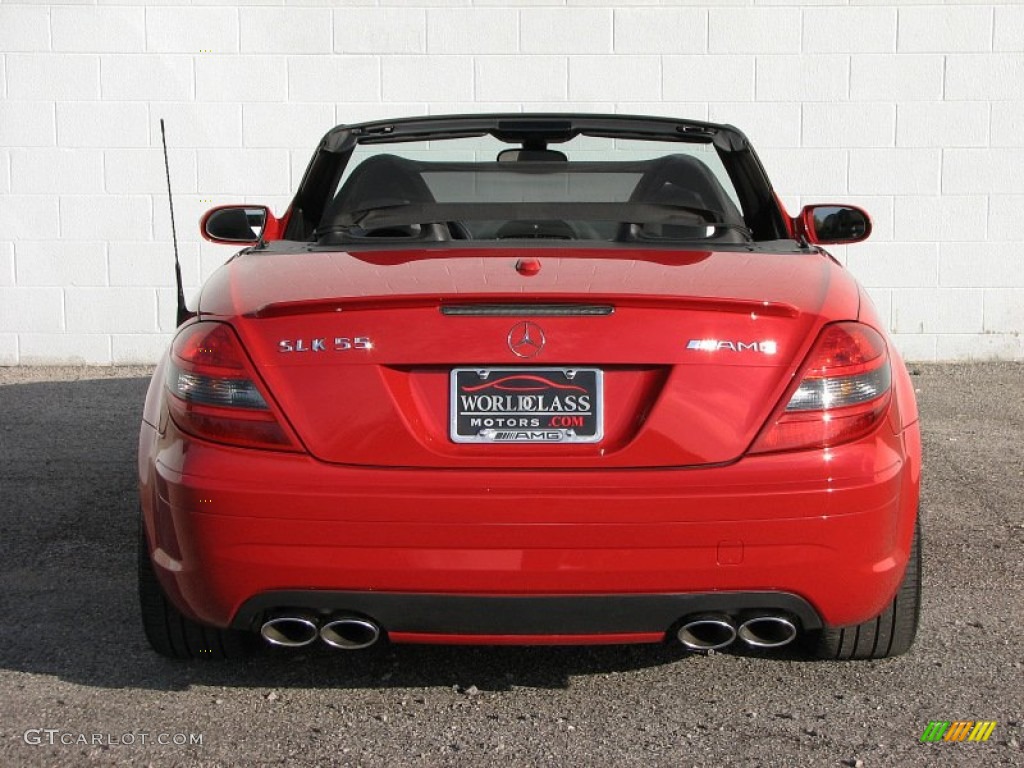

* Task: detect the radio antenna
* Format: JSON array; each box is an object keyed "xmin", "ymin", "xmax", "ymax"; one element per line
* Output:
[{"xmin": 159, "ymin": 119, "xmax": 192, "ymax": 326}]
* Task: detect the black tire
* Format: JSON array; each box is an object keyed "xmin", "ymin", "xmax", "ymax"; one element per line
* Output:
[
  {"xmin": 138, "ymin": 519, "xmax": 253, "ymax": 660},
  {"xmin": 810, "ymin": 520, "xmax": 921, "ymax": 660}
]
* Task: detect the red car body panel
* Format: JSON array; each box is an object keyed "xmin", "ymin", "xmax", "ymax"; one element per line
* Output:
[
  {"xmin": 139, "ymin": 114, "xmax": 920, "ymax": 649},
  {"xmin": 139, "ymin": 408, "xmax": 919, "ymax": 634},
  {"xmin": 193, "ymin": 247, "xmax": 859, "ymax": 469}
]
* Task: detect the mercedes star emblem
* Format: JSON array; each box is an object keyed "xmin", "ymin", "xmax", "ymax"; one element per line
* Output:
[{"xmin": 507, "ymin": 321, "xmax": 546, "ymax": 358}]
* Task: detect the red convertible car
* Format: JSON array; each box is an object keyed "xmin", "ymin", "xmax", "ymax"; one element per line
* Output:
[{"xmin": 138, "ymin": 114, "xmax": 921, "ymax": 660}]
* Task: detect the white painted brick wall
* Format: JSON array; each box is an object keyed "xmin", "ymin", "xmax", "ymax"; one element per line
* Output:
[
  {"xmin": 802, "ymin": 7, "xmax": 896, "ymax": 54},
  {"xmin": 896, "ymin": 102, "xmax": 989, "ymax": 148},
  {"xmin": 664, "ymin": 55, "xmax": 755, "ymax": 102},
  {"xmin": 898, "ymin": 7, "xmax": 993, "ymax": 54},
  {"xmin": 1, "ymin": 1, "xmax": 1022, "ymax": 364},
  {"xmin": 240, "ymin": 9, "xmax": 333, "ymax": 55},
  {"xmin": 20, "ymin": 333, "xmax": 112, "ymax": 366},
  {"xmin": 195, "ymin": 55, "xmax": 288, "ymax": 102},
  {"xmin": 428, "ymin": 9, "xmax": 519, "ymax": 54},
  {"xmin": 522, "ymin": 9, "xmax": 610, "ymax": 54},
  {"xmin": 242, "ymin": 103, "xmax": 336, "ymax": 149},
  {"xmin": 989, "ymin": 196, "xmax": 1024, "ymax": 241},
  {"xmin": 847, "ymin": 149, "xmax": 940, "ymax": 196},
  {"xmin": 145, "ymin": 8, "xmax": 240, "ymax": 54},
  {"xmin": 0, "ymin": 242, "xmax": 16, "ymax": 288},
  {"xmin": 288, "ymin": 56, "xmax": 381, "ymax": 102},
  {"xmin": 614, "ymin": 9, "xmax": 705, "ymax": 55},
  {"xmin": 894, "ymin": 196, "xmax": 988, "ymax": 243},
  {"xmin": 756, "ymin": 55, "xmax": 849, "ymax": 102},
  {"xmin": 11, "ymin": 149, "xmax": 104, "ymax": 195},
  {"xmin": 0, "ymin": 6, "xmax": 51, "ymax": 53},
  {"xmin": 7, "ymin": 54, "xmax": 101, "ymax": 100},
  {"xmin": 0, "ymin": 287, "xmax": 64, "ymax": 333},
  {"xmin": 1, "ymin": 196, "xmax": 60, "ymax": 242},
  {"xmin": 946, "ymin": 54, "xmax": 1024, "ymax": 100},
  {"xmin": 709, "ymin": 9, "xmax": 801, "ymax": 55},
  {"xmin": 382, "ymin": 55, "xmax": 474, "ymax": 100},
  {"xmin": 335, "ymin": 9, "xmax": 427, "ymax": 54},
  {"xmin": 51, "ymin": 7, "xmax": 145, "ymax": 54},
  {"xmin": 56, "ymin": 102, "xmax": 150, "ymax": 148},
  {"xmin": 801, "ymin": 102, "xmax": 895, "ymax": 148},
  {"xmin": 15, "ymin": 241, "xmax": 107, "ymax": 287},
  {"xmin": 108, "ymin": 242, "xmax": 201, "ymax": 290},
  {"xmin": 477, "ymin": 56, "xmax": 567, "ymax": 101},
  {"xmin": 68, "ymin": 202, "xmax": 153, "ymax": 249},
  {"xmin": 569, "ymin": 55, "xmax": 661, "ymax": 101},
  {"xmin": 849, "ymin": 55, "xmax": 943, "ymax": 102},
  {"xmin": 102, "ymin": 55, "xmax": 195, "ymax": 102},
  {"xmin": 992, "ymin": 102, "xmax": 1024, "ymax": 146},
  {"xmin": 994, "ymin": 6, "xmax": 1024, "ymax": 52}
]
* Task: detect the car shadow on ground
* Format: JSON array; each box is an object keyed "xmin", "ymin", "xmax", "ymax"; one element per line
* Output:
[{"xmin": 0, "ymin": 376, "xmax": 747, "ymax": 693}]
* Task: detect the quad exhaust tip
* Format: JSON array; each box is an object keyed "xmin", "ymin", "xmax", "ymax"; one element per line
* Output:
[
  {"xmin": 260, "ymin": 615, "xmax": 319, "ymax": 648},
  {"xmin": 737, "ymin": 616, "xmax": 798, "ymax": 649},
  {"xmin": 677, "ymin": 614, "xmax": 737, "ymax": 651},
  {"xmin": 320, "ymin": 616, "xmax": 382, "ymax": 650}
]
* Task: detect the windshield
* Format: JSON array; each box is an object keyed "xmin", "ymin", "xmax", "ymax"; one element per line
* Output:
[
  {"xmin": 316, "ymin": 135, "xmax": 752, "ymax": 245},
  {"xmin": 285, "ymin": 115, "xmax": 789, "ymax": 246}
]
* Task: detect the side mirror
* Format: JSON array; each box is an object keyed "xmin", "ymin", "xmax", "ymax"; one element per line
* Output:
[
  {"xmin": 797, "ymin": 205, "xmax": 872, "ymax": 245},
  {"xmin": 201, "ymin": 205, "xmax": 270, "ymax": 244}
]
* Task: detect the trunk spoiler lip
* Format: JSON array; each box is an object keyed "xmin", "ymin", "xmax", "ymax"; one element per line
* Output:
[{"xmin": 245, "ymin": 294, "xmax": 800, "ymax": 320}]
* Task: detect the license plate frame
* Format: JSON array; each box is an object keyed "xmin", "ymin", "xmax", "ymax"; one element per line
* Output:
[{"xmin": 450, "ymin": 367, "xmax": 604, "ymax": 444}]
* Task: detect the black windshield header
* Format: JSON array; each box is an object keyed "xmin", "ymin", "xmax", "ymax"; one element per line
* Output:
[{"xmin": 322, "ymin": 113, "xmax": 750, "ymax": 154}]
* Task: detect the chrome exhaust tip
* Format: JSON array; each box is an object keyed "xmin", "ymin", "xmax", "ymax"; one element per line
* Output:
[
  {"xmin": 320, "ymin": 616, "xmax": 382, "ymax": 650},
  {"xmin": 676, "ymin": 614, "xmax": 737, "ymax": 651},
  {"xmin": 737, "ymin": 616, "xmax": 798, "ymax": 649},
  {"xmin": 260, "ymin": 615, "xmax": 319, "ymax": 648}
]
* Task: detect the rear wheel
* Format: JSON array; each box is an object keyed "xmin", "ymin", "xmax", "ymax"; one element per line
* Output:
[
  {"xmin": 138, "ymin": 519, "xmax": 253, "ymax": 660},
  {"xmin": 810, "ymin": 521, "xmax": 921, "ymax": 660}
]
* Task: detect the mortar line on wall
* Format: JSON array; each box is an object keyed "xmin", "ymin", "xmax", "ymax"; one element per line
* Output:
[
  {"xmin": 797, "ymin": 5, "xmax": 803, "ymax": 56},
  {"xmin": 894, "ymin": 5, "xmax": 901, "ymax": 54}
]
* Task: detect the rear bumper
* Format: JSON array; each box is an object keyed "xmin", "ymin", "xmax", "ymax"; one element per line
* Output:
[
  {"xmin": 139, "ymin": 416, "xmax": 920, "ymax": 640},
  {"xmin": 232, "ymin": 590, "xmax": 822, "ymax": 642}
]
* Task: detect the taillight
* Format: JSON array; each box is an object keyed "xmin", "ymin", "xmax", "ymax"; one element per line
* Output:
[
  {"xmin": 750, "ymin": 322, "xmax": 892, "ymax": 454},
  {"xmin": 164, "ymin": 321, "xmax": 300, "ymax": 451}
]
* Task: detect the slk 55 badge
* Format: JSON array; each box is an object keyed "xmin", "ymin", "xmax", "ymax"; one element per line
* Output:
[{"xmin": 278, "ymin": 337, "xmax": 373, "ymax": 353}]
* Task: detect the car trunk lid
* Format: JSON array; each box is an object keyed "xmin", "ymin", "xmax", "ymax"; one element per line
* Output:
[{"xmin": 202, "ymin": 245, "xmax": 853, "ymax": 468}]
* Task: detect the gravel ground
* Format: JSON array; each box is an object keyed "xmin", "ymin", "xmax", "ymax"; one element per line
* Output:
[{"xmin": 0, "ymin": 363, "xmax": 1021, "ymax": 768}]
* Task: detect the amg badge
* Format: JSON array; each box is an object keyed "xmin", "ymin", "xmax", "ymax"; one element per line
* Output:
[{"xmin": 686, "ymin": 339, "xmax": 778, "ymax": 354}]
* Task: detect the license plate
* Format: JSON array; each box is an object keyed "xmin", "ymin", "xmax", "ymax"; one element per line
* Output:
[{"xmin": 450, "ymin": 368, "xmax": 603, "ymax": 444}]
